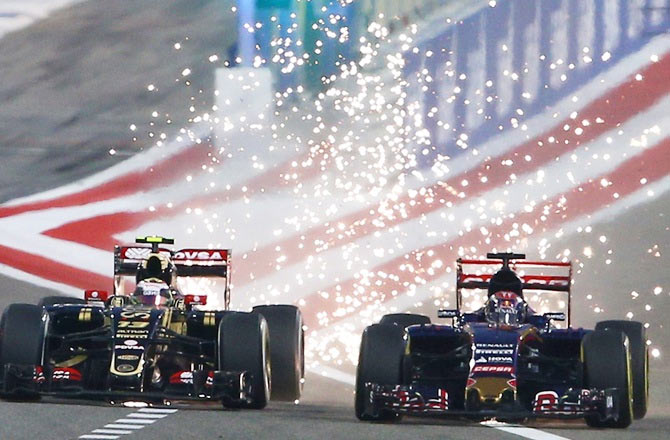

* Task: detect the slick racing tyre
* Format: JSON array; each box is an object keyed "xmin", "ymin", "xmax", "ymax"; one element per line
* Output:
[
  {"xmin": 38, "ymin": 296, "xmax": 86, "ymax": 308},
  {"xmin": 0, "ymin": 304, "xmax": 45, "ymax": 400},
  {"xmin": 355, "ymin": 323, "xmax": 405, "ymax": 422},
  {"xmin": 379, "ymin": 313, "xmax": 430, "ymax": 328},
  {"xmin": 582, "ymin": 329, "xmax": 633, "ymax": 428},
  {"xmin": 219, "ymin": 312, "xmax": 270, "ymax": 409},
  {"xmin": 596, "ymin": 320, "xmax": 648, "ymax": 419},
  {"xmin": 252, "ymin": 305, "xmax": 304, "ymax": 401}
]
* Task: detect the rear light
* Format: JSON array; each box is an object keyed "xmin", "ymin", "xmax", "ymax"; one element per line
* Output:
[
  {"xmin": 184, "ymin": 294, "xmax": 207, "ymax": 306},
  {"xmin": 84, "ymin": 289, "xmax": 109, "ymax": 303}
]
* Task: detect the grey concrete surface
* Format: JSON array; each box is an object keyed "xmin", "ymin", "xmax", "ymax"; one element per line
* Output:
[{"xmin": 0, "ymin": 0, "xmax": 236, "ymax": 203}]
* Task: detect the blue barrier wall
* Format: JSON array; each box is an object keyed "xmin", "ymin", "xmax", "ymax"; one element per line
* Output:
[
  {"xmin": 251, "ymin": 0, "xmax": 446, "ymax": 92},
  {"xmin": 403, "ymin": 0, "xmax": 670, "ymax": 167}
]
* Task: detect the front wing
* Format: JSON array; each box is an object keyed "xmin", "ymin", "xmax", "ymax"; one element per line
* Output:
[
  {"xmin": 361, "ymin": 383, "xmax": 622, "ymax": 422},
  {"xmin": 1, "ymin": 363, "xmax": 251, "ymax": 405}
]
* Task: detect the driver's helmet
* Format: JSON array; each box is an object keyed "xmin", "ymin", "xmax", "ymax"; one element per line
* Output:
[
  {"xmin": 488, "ymin": 268, "xmax": 523, "ymax": 297},
  {"xmin": 136, "ymin": 253, "xmax": 175, "ymax": 286},
  {"xmin": 132, "ymin": 279, "xmax": 174, "ymax": 308},
  {"xmin": 485, "ymin": 291, "xmax": 527, "ymax": 327}
]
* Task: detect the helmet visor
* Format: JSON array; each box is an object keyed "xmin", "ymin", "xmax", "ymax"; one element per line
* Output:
[
  {"xmin": 133, "ymin": 284, "xmax": 172, "ymax": 308},
  {"xmin": 486, "ymin": 291, "xmax": 525, "ymax": 327}
]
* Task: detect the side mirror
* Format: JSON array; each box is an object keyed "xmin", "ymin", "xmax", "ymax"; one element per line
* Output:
[
  {"xmin": 185, "ymin": 294, "xmax": 207, "ymax": 307},
  {"xmin": 84, "ymin": 290, "xmax": 109, "ymax": 304},
  {"xmin": 543, "ymin": 312, "xmax": 566, "ymax": 321},
  {"xmin": 438, "ymin": 309, "xmax": 459, "ymax": 319}
]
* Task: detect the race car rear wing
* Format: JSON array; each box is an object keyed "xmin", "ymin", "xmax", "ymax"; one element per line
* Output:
[
  {"xmin": 114, "ymin": 246, "xmax": 230, "ymax": 278},
  {"xmin": 113, "ymin": 245, "xmax": 232, "ymax": 308},
  {"xmin": 456, "ymin": 257, "xmax": 573, "ymax": 326}
]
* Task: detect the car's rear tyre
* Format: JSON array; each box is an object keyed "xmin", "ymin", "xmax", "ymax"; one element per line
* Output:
[
  {"xmin": 379, "ymin": 313, "xmax": 430, "ymax": 328},
  {"xmin": 252, "ymin": 305, "xmax": 304, "ymax": 401},
  {"xmin": 218, "ymin": 312, "xmax": 270, "ymax": 409},
  {"xmin": 582, "ymin": 329, "xmax": 633, "ymax": 428},
  {"xmin": 596, "ymin": 320, "xmax": 648, "ymax": 419},
  {"xmin": 355, "ymin": 323, "xmax": 405, "ymax": 422},
  {"xmin": 0, "ymin": 304, "xmax": 45, "ymax": 400},
  {"xmin": 37, "ymin": 296, "xmax": 86, "ymax": 308}
]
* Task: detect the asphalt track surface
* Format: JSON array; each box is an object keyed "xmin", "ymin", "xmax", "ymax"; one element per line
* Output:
[
  {"xmin": 2, "ymin": 186, "xmax": 668, "ymax": 439},
  {"xmin": 0, "ymin": 235, "xmax": 669, "ymax": 440},
  {"xmin": 0, "ymin": 367, "xmax": 668, "ymax": 440}
]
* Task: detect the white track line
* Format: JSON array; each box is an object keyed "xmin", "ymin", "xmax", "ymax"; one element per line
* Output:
[
  {"xmin": 126, "ymin": 412, "xmax": 168, "ymax": 419},
  {"xmin": 103, "ymin": 424, "xmax": 143, "ymax": 430},
  {"xmin": 137, "ymin": 408, "xmax": 178, "ymax": 413},
  {"xmin": 79, "ymin": 435, "xmax": 120, "ymax": 440},
  {"xmin": 113, "ymin": 418, "xmax": 156, "ymax": 424},
  {"xmin": 79, "ymin": 410, "xmax": 177, "ymax": 439},
  {"xmin": 488, "ymin": 425, "xmax": 572, "ymax": 440}
]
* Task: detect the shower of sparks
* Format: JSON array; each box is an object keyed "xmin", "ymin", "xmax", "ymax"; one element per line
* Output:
[{"xmin": 115, "ymin": 5, "xmax": 670, "ymax": 373}]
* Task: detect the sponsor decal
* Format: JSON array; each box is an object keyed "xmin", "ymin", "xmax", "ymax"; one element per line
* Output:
[
  {"xmin": 427, "ymin": 388, "xmax": 449, "ymax": 411},
  {"xmin": 122, "ymin": 248, "xmax": 171, "ymax": 260},
  {"xmin": 118, "ymin": 321, "xmax": 150, "ymax": 329},
  {"xmin": 116, "ymin": 364, "xmax": 135, "ymax": 373},
  {"xmin": 169, "ymin": 371, "xmax": 194, "ymax": 385},
  {"xmin": 471, "ymin": 365, "xmax": 513, "ymax": 374},
  {"xmin": 476, "ymin": 348, "xmax": 514, "ymax": 355},
  {"xmin": 120, "ymin": 311, "xmax": 151, "ymax": 320},
  {"xmin": 476, "ymin": 343, "xmax": 515, "ymax": 348},
  {"xmin": 475, "ymin": 356, "xmax": 488, "ymax": 363},
  {"xmin": 533, "ymin": 391, "xmax": 559, "ymax": 412},
  {"xmin": 123, "ymin": 339, "xmax": 138, "ymax": 346},
  {"xmin": 138, "ymin": 284, "xmax": 163, "ymax": 296},
  {"xmin": 174, "ymin": 250, "xmax": 226, "ymax": 261},
  {"xmin": 123, "ymin": 247, "xmax": 152, "ymax": 260},
  {"xmin": 117, "ymin": 354, "xmax": 140, "ymax": 361},
  {"xmin": 389, "ymin": 386, "xmax": 449, "ymax": 412},
  {"xmin": 33, "ymin": 366, "xmax": 46, "ymax": 384},
  {"xmin": 51, "ymin": 367, "xmax": 82, "ymax": 381},
  {"xmin": 488, "ymin": 356, "xmax": 514, "ymax": 364},
  {"xmin": 205, "ymin": 371, "xmax": 215, "ymax": 388},
  {"xmin": 495, "ymin": 291, "xmax": 518, "ymax": 300},
  {"xmin": 114, "ymin": 344, "xmax": 144, "ymax": 350},
  {"xmin": 116, "ymin": 329, "xmax": 149, "ymax": 338}
]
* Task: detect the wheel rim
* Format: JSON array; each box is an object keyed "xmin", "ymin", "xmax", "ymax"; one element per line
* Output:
[{"xmin": 262, "ymin": 320, "xmax": 271, "ymax": 399}]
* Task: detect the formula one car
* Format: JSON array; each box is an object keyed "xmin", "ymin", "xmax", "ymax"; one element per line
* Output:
[
  {"xmin": 356, "ymin": 253, "xmax": 648, "ymax": 428},
  {"xmin": 0, "ymin": 236, "xmax": 304, "ymax": 409}
]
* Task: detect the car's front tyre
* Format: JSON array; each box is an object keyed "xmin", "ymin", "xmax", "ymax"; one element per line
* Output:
[
  {"xmin": 582, "ymin": 329, "xmax": 633, "ymax": 428},
  {"xmin": 596, "ymin": 320, "xmax": 648, "ymax": 419},
  {"xmin": 218, "ymin": 312, "xmax": 270, "ymax": 409},
  {"xmin": 252, "ymin": 305, "xmax": 304, "ymax": 402},
  {"xmin": 0, "ymin": 303, "xmax": 45, "ymax": 400},
  {"xmin": 355, "ymin": 323, "xmax": 405, "ymax": 422}
]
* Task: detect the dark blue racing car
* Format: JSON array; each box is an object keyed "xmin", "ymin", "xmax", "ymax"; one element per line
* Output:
[{"xmin": 356, "ymin": 253, "xmax": 648, "ymax": 428}]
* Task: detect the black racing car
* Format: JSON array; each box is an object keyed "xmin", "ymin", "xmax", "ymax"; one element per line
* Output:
[
  {"xmin": 356, "ymin": 253, "xmax": 648, "ymax": 428},
  {"xmin": 0, "ymin": 236, "xmax": 304, "ymax": 409}
]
